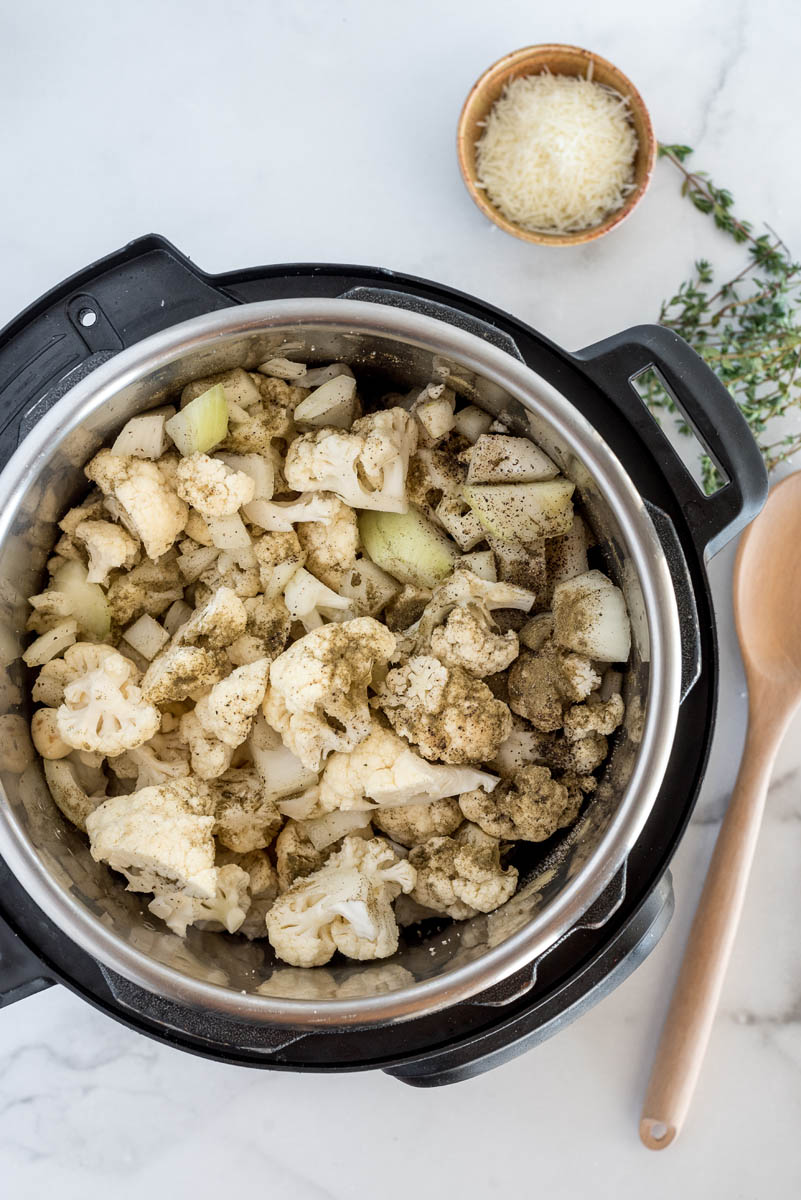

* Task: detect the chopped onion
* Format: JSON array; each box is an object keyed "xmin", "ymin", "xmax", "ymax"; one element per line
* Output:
[
  {"xmin": 122, "ymin": 614, "xmax": 169, "ymax": 661},
  {"xmin": 293, "ymin": 375, "xmax": 358, "ymax": 430},
  {"xmin": 165, "ymin": 384, "xmax": 229, "ymax": 456},
  {"xmin": 215, "ymin": 452, "xmax": 274, "ymax": 500},
  {"xmin": 163, "ymin": 600, "xmax": 193, "ymax": 637},
  {"xmin": 293, "ymin": 363, "xmax": 354, "ymax": 389},
  {"xmin": 111, "ymin": 409, "xmax": 174, "ymax": 459},
  {"xmin": 205, "ymin": 513, "xmax": 252, "ymax": 551},
  {"xmin": 453, "ymin": 405, "xmax": 493, "ymax": 443},
  {"xmin": 23, "ymin": 619, "xmax": 78, "ymax": 667},
  {"xmin": 257, "ymin": 357, "xmax": 307, "ymax": 380}
]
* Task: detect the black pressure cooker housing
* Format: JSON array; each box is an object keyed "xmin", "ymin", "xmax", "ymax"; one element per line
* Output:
[{"xmin": 0, "ymin": 237, "xmax": 765, "ymax": 1084}]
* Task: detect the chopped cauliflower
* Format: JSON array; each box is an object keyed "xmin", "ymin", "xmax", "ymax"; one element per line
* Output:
[
  {"xmin": 44, "ymin": 758, "xmax": 107, "ymax": 832},
  {"xmin": 253, "ymin": 530, "xmax": 305, "ymax": 597},
  {"xmin": 56, "ymin": 644, "xmax": 159, "ymax": 755},
  {"xmin": 109, "ymin": 732, "xmax": 191, "ymax": 790},
  {"xmin": 178, "ymin": 710, "xmax": 234, "ymax": 780},
  {"xmin": 429, "ymin": 604, "xmax": 518, "ymax": 677},
  {"xmin": 106, "ymin": 555, "xmax": 184, "ymax": 625},
  {"xmin": 296, "ymin": 496, "xmax": 358, "ymax": 589},
  {"xmin": 175, "ymin": 452, "xmax": 256, "ymax": 517},
  {"xmin": 563, "ymin": 693, "xmax": 625, "ymax": 741},
  {"xmin": 227, "ymin": 596, "xmax": 290, "ymax": 666},
  {"xmin": 284, "ymin": 408, "xmax": 417, "ymax": 513},
  {"xmin": 274, "ymin": 820, "xmax": 328, "ymax": 891},
  {"xmin": 409, "ymin": 826, "xmax": 517, "ymax": 919},
  {"xmin": 318, "ymin": 723, "xmax": 498, "ymax": 812},
  {"xmin": 209, "ymin": 764, "xmax": 282, "ymax": 853},
  {"xmin": 266, "ymin": 836, "xmax": 415, "ymax": 967},
  {"xmin": 74, "ymin": 520, "xmax": 139, "ymax": 585},
  {"xmin": 245, "ymin": 492, "xmax": 341, "ymax": 533},
  {"xmin": 85, "ymin": 450, "xmax": 187, "ymax": 559},
  {"xmin": 547, "ymin": 730, "xmax": 609, "ymax": 774},
  {"xmin": 376, "ymin": 654, "xmax": 512, "ymax": 764},
  {"xmin": 86, "ymin": 777, "xmax": 216, "ymax": 896},
  {"xmin": 507, "ymin": 640, "xmax": 601, "ymax": 732},
  {"xmin": 372, "ymin": 797, "xmax": 463, "ymax": 848},
  {"xmin": 264, "ymin": 617, "xmax": 396, "ymax": 771},
  {"xmin": 193, "ymin": 658, "xmax": 270, "ymax": 747},
  {"xmin": 282, "ymin": 566, "xmax": 354, "ymax": 631},
  {"xmin": 148, "ymin": 863, "xmax": 251, "ymax": 936},
  {"xmin": 141, "ymin": 645, "xmax": 224, "ymax": 704},
  {"xmin": 31, "ymin": 708, "xmax": 71, "ymax": 759},
  {"xmin": 459, "ymin": 764, "xmax": 580, "ymax": 841},
  {"xmin": 218, "ymin": 849, "xmax": 278, "ymax": 940},
  {"xmin": 492, "ymin": 714, "xmax": 553, "ymax": 778},
  {"xmin": 172, "ymin": 586, "xmax": 247, "ymax": 651},
  {"xmin": 415, "ymin": 569, "xmax": 536, "ymax": 649}
]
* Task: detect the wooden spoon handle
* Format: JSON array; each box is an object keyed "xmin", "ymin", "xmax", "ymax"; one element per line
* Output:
[{"xmin": 640, "ymin": 707, "xmax": 782, "ymax": 1149}]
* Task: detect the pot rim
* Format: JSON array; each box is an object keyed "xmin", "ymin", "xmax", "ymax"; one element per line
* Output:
[{"xmin": 0, "ymin": 298, "xmax": 681, "ymax": 1027}]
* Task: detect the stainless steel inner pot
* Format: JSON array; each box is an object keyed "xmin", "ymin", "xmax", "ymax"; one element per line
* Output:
[{"xmin": 0, "ymin": 299, "xmax": 681, "ymax": 1027}]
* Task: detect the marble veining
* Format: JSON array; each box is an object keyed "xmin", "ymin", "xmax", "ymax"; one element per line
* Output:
[{"xmin": 2, "ymin": 1, "xmax": 801, "ymax": 1196}]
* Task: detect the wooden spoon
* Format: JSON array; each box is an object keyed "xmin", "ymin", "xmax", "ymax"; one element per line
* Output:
[{"xmin": 640, "ymin": 472, "xmax": 801, "ymax": 1149}]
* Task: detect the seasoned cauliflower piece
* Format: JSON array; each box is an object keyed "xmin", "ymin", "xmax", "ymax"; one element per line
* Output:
[
  {"xmin": 85, "ymin": 450, "xmax": 187, "ymax": 559},
  {"xmin": 264, "ymin": 618, "xmax": 396, "ymax": 771},
  {"xmin": 284, "ymin": 408, "xmax": 417, "ymax": 513},
  {"xmin": 178, "ymin": 710, "xmax": 235, "ymax": 780},
  {"xmin": 175, "ymin": 452, "xmax": 256, "ymax": 517},
  {"xmin": 209, "ymin": 764, "xmax": 283, "ymax": 853},
  {"xmin": 415, "ymin": 569, "xmax": 536, "ymax": 650},
  {"xmin": 32, "ymin": 657, "xmax": 76, "ymax": 707},
  {"xmin": 409, "ymin": 827, "xmax": 517, "ymax": 919},
  {"xmin": 86, "ymin": 777, "xmax": 215, "ymax": 896},
  {"xmin": 563, "ymin": 693, "xmax": 625, "ymax": 741},
  {"xmin": 148, "ymin": 863, "xmax": 251, "ymax": 936},
  {"xmin": 376, "ymin": 654, "xmax": 512, "ymax": 764},
  {"xmin": 275, "ymin": 820, "xmax": 328, "ymax": 891},
  {"xmin": 141, "ymin": 645, "xmax": 224, "ymax": 704},
  {"xmin": 253, "ymin": 530, "xmax": 305, "ymax": 597},
  {"xmin": 74, "ymin": 520, "xmax": 139, "ymax": 585},
  {"xmin": 459, "ymin": 764, "xmax": 580, "ymax": 841},
  {"xmin": 507, "ymin": 640, "xmax": 601, "ymax": 732},
  {"xmin": 296, "ymin": 496, "xmax": 358, "ymax": 590},
  {"xmin": 372, "ymin": 797, "xmax": 463, "ymax": 848},
  {"xmin": 109, "ymin": 732, "xmax": 191, "ymax": 790},
  {"xmin": 319, "ymin": 723, "xmax": 498, "ymax": 812},
  {"xmin": 245, "ymin": 492, "xmax": 341, "ymax": 534},
  {"xmin": 227, "ymin": 596, "xmax": 290, "ymax": 666},
  {"xmin": 193, "ymin": 658, "xmax": 270, "ymax": 748},
  {"xmin": 548, "ymin": 730, "xmax": 609, "ymax": 774},
  {"xmin": 492, "ymin": 714, "xmax": 552, "ymax": 778},
  {"xmin": 282, "ymin": 567, "xmax": 354, "ymax": 631},
  {"xmin": 266, "ymin": 836, "xmax": 415, "ymax": 967},
  {"xmin": 217, "ymin": 848, "xmax": 278, "ymax": 940},
  {"xmin": 429, "ymin": 604, "xmax": 519, "ymax": 677},
  {"xmin": 58, "ymin": 493, "xmax": 106, "ymax": 537},
  {"xmin": 56, "ymin": 644, "xmax": 159, "ymax": 755},
  {"xmin": 172, "ymin": 586, "xmax": 247, "ymax": 651},
  {"xmin": 43, "ymin": 757, "xmax": 107, "ymax": 832},
  {"xmin": 105, "ymin": 555, "xmax": 184, "ymax": 625},
  {"xmin": 31, "ymin": 708, "xmax": 71, "ymax": 759},
  {"xmin": 383, "ymin": 584, "xmax": 432, "ymax": 632}
]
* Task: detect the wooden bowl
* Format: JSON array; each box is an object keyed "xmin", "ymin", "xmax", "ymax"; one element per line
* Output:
[{"xmin": 457, "ymin": 43, "xmax": 656, "ymax": 247}]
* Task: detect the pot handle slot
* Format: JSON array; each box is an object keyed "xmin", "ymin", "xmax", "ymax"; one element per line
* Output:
[
  {"xmin": 575, "ymin": 325, "xmax": 768, "ymax": 558},
  {"xmin": 0, "ymin": 914, "xmax": 54, "ymax": 1009},
  {"xmin": 644, "ymin": 501, "xmax": 702, "ymax": 702},
  {"xmin": 0, "ymin": 235, "xmax": 237, "ymax": 464},
  {"xmin": 338, "ymin": 286, "xmax": 526, "ymax": 362}
]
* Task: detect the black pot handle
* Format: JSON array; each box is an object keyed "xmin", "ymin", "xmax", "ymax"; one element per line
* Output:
[
  {"xmin": 575, "ymin": 325, "xmax": 768, "ymax": 558},
  {"xmin": 0, "ymin": 912, "xmax": 53, "ymax": 1008},
  {"xmin": 0, "ymin": 235, "xmax": 239, "ymax": 465}
]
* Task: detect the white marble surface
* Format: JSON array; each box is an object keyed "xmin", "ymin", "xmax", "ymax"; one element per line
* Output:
[{"xmin": 2, "ymin": 0, "xmax": 801, "ymax": 1194}]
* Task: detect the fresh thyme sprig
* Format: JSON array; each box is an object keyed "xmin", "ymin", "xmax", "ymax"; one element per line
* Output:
[{"xmin": 650, "ymin": 144, "xmax": 801, "ymax": 492}]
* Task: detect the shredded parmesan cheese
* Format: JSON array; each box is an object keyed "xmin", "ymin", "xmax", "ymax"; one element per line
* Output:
[{"xmin": 475, "ymin": 71, "xmax": 638, "ymax": 234}]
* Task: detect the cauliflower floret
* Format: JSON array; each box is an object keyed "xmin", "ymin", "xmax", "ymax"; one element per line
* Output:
[
  {"xmin": 264, "ymin": 617, "xmax": 396, "ymax": 771},
  {"xmin": 108, "ymin": 731, "xmax": 191, "ymax": 790},
  {"xmin": 178, "ymin": 710, "xmax": 234, "ymax": 780},
  {"xmin": 148, "ymin": 864, "xmax": 251, "ymax": 936},
  {"xmin": 383, "ymin": 584, "xmax": 432, "ymax": 632},
  {"xmin": 409, "ymin": 826, "xmax": 517, "ymax": 919},
  {"xmin": 492, "ymin": 714, "xmax": 553, "ymax": 778},
  {"xmin": 372, "ymin": 797, "xmax": 463, "ymax": 848},
  {"xmin": 563, "ymin": 693, "xmax": 625, "ymax": 741},
  {"xmin": 105, "ymin": 555, "xmax": 184, "ymax": 625},
  {"xmin": 43, "ymin": 758, "xmax": 107, "ymax": 832},
  {"xmin": 245, "ymin": 493, "xmax": 341, "ymax": 534},
  {"xmin": 26, "ymin": 588, "xmax": 74, "ymax": 634},
  {"xmin": 547, "ymin": 730, "xmax": 609, "ymax": 774},
  {"xmin": 253, "ymin": 530, "xmax": 305, "ymax": 597},
  {"xmin": 282, "ymin": 566, "xmax": 354, "ymax": 631},
  {"xmin": 217, "ymin": 848, "xmax": 278, "ymax": 940},
  {"xmin": 227, "ymin": 596, "xmax": 291, "ymax": 666},
  {"xmin": 274, "ymin": 820, "xmax": 328, "ymax": 891},
  {"xmin": 193, "ymin": 658, "xmax": 270, "ymax": 748},
  {"xmin": 175, "ymin": 452, "xmax": 256, "ymax": 517},
  {"xmin": 507, "ymin": 640, "xmax": 601, "ymax": 732},
  {"xmin": 58, "ymin": 492, "xmax": 107, "ymax": 537},
  {"xmin": 296, "ymin": 496, "xmax": 358, "ymax": 590},
  {"xmin": 141, "ymin": 645, "xmax": 224, "ymax": 704},
  {"xmin": 459, "ymin": 764, "xmax": 581, "ymax": 841},
  {"xmin": 429, "ymin": 604, "xmax": 519, "ymax": 678},
  {"xmin": 85, "ymin": 450, "xmax": 187, "ymax": 559},
  {"xmin": 266, "ymin": 836, "xmax": 415, "ymax": 967},
  {"xmin": 415, "ymin": 569, "xmax": 536, "ymax": 650},
  {"xmin": 73, "ymin": 520, "xmax": 140, "ymax": 585},
  {"xmin": 31, "ymin": 708, "xmax": 71, "ymax": 759},
  {"xmin": 318, "ymin": 723, "xmax": 499, "ymax": 812},
  {"xmin": 376, "ymin": 654, "xmax": 512, "ymax": 764},
  {"xmin": 172, "ymin": 586, "xmax": 247, "ymax": 651},
  {"xmin": 86, "ymin": 777, "xmax": 215, "ymax": 896},
  {"xmin": 220, "ymin": 401, "xmax": 293, "ymax": 455},
  {"xmin": 284, "ymin": 408, "xmax": 417, "ymax": 513},
  {"xmin": 32, "ymin": 657, "xmax": 73, "ymax": 707},
  {"xmin": 56, "ymin": 644, "xmax": 159, "ymax": 755},
  {"xmin": 208, "ymin": 764, "xmax": 283, "ymax": 853}
]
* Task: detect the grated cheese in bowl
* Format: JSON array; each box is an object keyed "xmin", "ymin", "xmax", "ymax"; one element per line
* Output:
[{"xmin": 475, "ymin": 71, "xmax": 638, "ymax": 235}]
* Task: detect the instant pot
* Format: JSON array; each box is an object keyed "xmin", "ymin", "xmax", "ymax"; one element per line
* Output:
[{"xmin": 0, "ymin": 236, "xmax": 766, "ymax": 1084}]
